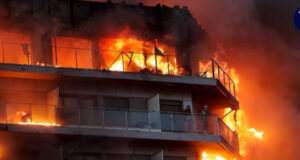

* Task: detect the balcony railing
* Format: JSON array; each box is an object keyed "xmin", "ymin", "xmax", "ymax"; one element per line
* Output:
[
  {"xmin": 0, "ymin": 103, "xmax": 239, "ymax": 152},
  {"xmin": 198, "ymin": 58, "xmax": 236, "ymax": 97},
  {"xmin": 0, "ymin": 42, "xmax": 236, "ymax": 98}
]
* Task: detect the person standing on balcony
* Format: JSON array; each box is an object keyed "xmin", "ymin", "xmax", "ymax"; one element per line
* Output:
[
  {"xmin": 201, "ymin": 104, "xmax": 211, "ymax": 134},
  {"xmin": 184, "ymin": 105, "xmax": 192, "ymax": 132}
]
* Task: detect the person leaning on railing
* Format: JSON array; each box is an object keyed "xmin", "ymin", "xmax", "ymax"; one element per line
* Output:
[{"xmin": 201, "ymin": 104, "xmax": 211, "ymax": 134}]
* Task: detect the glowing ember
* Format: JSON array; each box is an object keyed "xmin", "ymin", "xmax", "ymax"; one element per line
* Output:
[
  {"xmin": 18, "ymin": 122, "xmax": 60, "ymax": 127},
  {"xmin": 249, "ymin": 128, "xmax": 264, "ymax": 139},
  {"xmin": 16, "ymin": 111, "xmax": 59, "ymax": 127}
]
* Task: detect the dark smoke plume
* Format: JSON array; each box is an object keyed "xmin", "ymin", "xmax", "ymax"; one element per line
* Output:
[{"xmin": 93, "ymin": 0, "xmax": 300, "ymax": 159}]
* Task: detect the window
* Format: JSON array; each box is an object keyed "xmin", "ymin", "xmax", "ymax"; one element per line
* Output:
[
  {"xmin": 103, "ymin": 96, "xmax": 129, "ymax": 110},
  {"xmin": 160, "ymin": 100, "xmax": 183, "ymax": 112}
]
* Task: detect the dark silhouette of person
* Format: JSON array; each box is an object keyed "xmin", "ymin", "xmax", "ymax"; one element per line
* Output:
[{"xmin": 201, "ymin": 104, "xmax": 211, "ymax": 134}]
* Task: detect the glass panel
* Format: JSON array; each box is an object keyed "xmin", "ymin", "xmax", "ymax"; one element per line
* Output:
[
  {"xmin": 55, "ymin": 106, "xmax": 80, "ymax": 125},
  {"xmin": 56, "ymin": 47, "xmax": 76, "ymax": 68},
  {"xmin": 31, "ymin": 104, "xmax": 48, "ymax": 123},
  {"xmin": 3, "ymin": 43, "xmax": 31, "ymax": 65},
  {"xmin": 207, "ymin": 116, "xmax": 217, "ymax": 134},
  {"xmin": 198, "ymin": 59, "xmax": 212, "ymax": 78},
  {"xmin": 125, "ymin": 52, "xmax": 146, "ymax": 72},
  {"xmin": 161, "ymin": 113, "xmax": 172, "ymax": 131},
  {"xmin": 173, "ymin": 114, "xmax": 194, "ymax": 133},
  {"xmin": 168, "ymin": 56, "xmax": 179, "ymax": 75},
  {"xmin": 104, "ymin": 110, "xmax": 126, "ymax": 128},
  {"xmin": 0, "ymin": 104, "xmax": 6, "ymax": 123},
  {"xmin": 77, "ymin": 49, "xmax": 93, "ymax": 69},
  {"xmin": 156, "ymin": 55, "xmax": 169, "ymax": 75},
  {"xmin": 128, "ymin": 111, "xmax": 149, "ymax": 129},
  {"xmin": 149, "ymin": 112, "xmax": 161, "ymax": 130},
  {"xmin": 80, "ymin": 108, "xmax": 103, "ymax": 127},
  {"xmin": 6, "ymin": 104, "xmax": 31, "ymax": 124}
]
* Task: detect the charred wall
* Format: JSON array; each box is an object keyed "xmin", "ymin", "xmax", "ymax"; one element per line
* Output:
[{"xmin": 0, "ymin": 0, "xmax": 208, "ymax": 72}]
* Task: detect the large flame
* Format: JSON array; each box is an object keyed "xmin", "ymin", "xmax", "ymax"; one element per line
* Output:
[
  {"xmin": 99, "ymin": 27, "xmax": 183, "ymax": 75},
  {"xmin": 201, "ymin": 152, "xmax": 228, "ymax": 160},
  {"xmin": 199, "ymin": 55, "xmax": 264, "ymax": 157}
]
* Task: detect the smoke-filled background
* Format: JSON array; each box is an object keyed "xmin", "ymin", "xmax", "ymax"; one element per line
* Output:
[{"xmin": 93, "ymin": 0, "xmax": 300, "ymax": 159}]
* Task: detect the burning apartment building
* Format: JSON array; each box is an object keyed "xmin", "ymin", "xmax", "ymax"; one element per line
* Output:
[{"xmin": 0, "ymin": 0, "xmax": 239, "ymax": 159}]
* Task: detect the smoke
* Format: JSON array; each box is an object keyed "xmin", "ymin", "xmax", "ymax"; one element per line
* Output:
[{"xmin": 101, "ymin": 0, "xmax": 300, "ymax": 159}]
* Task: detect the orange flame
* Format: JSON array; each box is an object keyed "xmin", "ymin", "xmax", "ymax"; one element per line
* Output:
[
  {"xmin": 199, "ymin": 55, "xmax": 264, "ymax": 156},
  {"xmin": 201, "ymin": 152, "xmax": 227, "ymax": 160},
  {"xmin": 248, "ymin": 128, "xmax": 264, "ymax": 140},
  {"xmin": 16, "ymin": 111, "xmax": 59, "ymax": 127},
  {"xmin": 99, "ymin": 28, "xmax": 183, "ymax": 75}
]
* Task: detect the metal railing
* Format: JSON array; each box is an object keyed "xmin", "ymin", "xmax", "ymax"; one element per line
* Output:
[
  {"xmin": 198, "ymin": 58, "xmax": 236, "ymax": 97},
  {"xmin": 0, "ymin": 42, "xmax": 236, "ymax": 97},
  {"xmin": 0, "ymin": 103, "xmax": 239, "ymax": 152}
]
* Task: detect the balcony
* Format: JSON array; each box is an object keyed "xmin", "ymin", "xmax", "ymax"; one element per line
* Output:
[
  {"xmin": 0, "ymin": 41, "xmax": 237, "ymax": 101},
  {"xmin": 0, "ymin": 103, "xmax": 239, "ymax": 153}
]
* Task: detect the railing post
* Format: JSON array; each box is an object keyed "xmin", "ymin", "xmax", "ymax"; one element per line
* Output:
[
  {"xmin": 233, "ymin": 84, "xmax": 236, "ymax": 97},
  {"xmin": 167, "ymin": 56, "xmax": 170, "ymax": 75},
  {"xmin": 155, "ymin": 54, "xmax": 158, "ymax": 73},
  {"xmin": 2, "ymin": 42, "xmax": 5, "ymax": 63},
  {"xmin": 78, "ymin": 107, "xmax": 81, "ymax": 126},
  {"xmin": 102, "ymin": 110, "xmax": 105, "ymax": 128},
  {"xmin": 5, "ymin": 104, "xmax": 7, "ymax": 124},
  {"xmin": 29, "ymin": 104, "xmax": 32, "ymax": 123},
  {"xmin": 125, "ymin": 111, "xmax": 128, "ymax": 130},
  {"xmin": 53, "ymin": 32, "xmax": 58, "ymax": 66},
  {"xmin": 229, "ymin": 80, "xmax": 231, "ymax": 93},
  {"xmin": 75, "ymin": 49, "xmax": 78, "ymax": 68},
  {"xmin": 193, "ymin": 115, "xmax": 196, "ymax": 133},
  {"xmin": 122, "ymin": 53, "xmax": 125, "ymax": 72},
  {"xmin": 148, "ymin": 112, "xmax": 151, "ymax": 131},
  {"xmin": 217, "ymin": 65, "xmax": 220, "ymax": 80},
  {"xmin": 223, "ymin": 71, "xmax": 226, "ymax": 85},
  {"xmin": 211, "ymin": 59, "xmax": 215, "ymax": 78},
  {"xmin": 216, "ymin": 116, "xmax": 219, "ymax": 135},
  {"xmin": 171, "ymin": 113, "xmax": 174, "ymax": 132}
]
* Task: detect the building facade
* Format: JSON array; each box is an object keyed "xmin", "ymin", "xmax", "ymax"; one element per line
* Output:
[{"xmin": 0, "ymin": 0, "xmax": 239, "ymax": 159}]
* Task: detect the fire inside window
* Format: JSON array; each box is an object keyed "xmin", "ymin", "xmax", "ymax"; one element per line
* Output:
[{"xmin": 0, "ymin": 30, "xmax": 183, "ymax": 75}]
